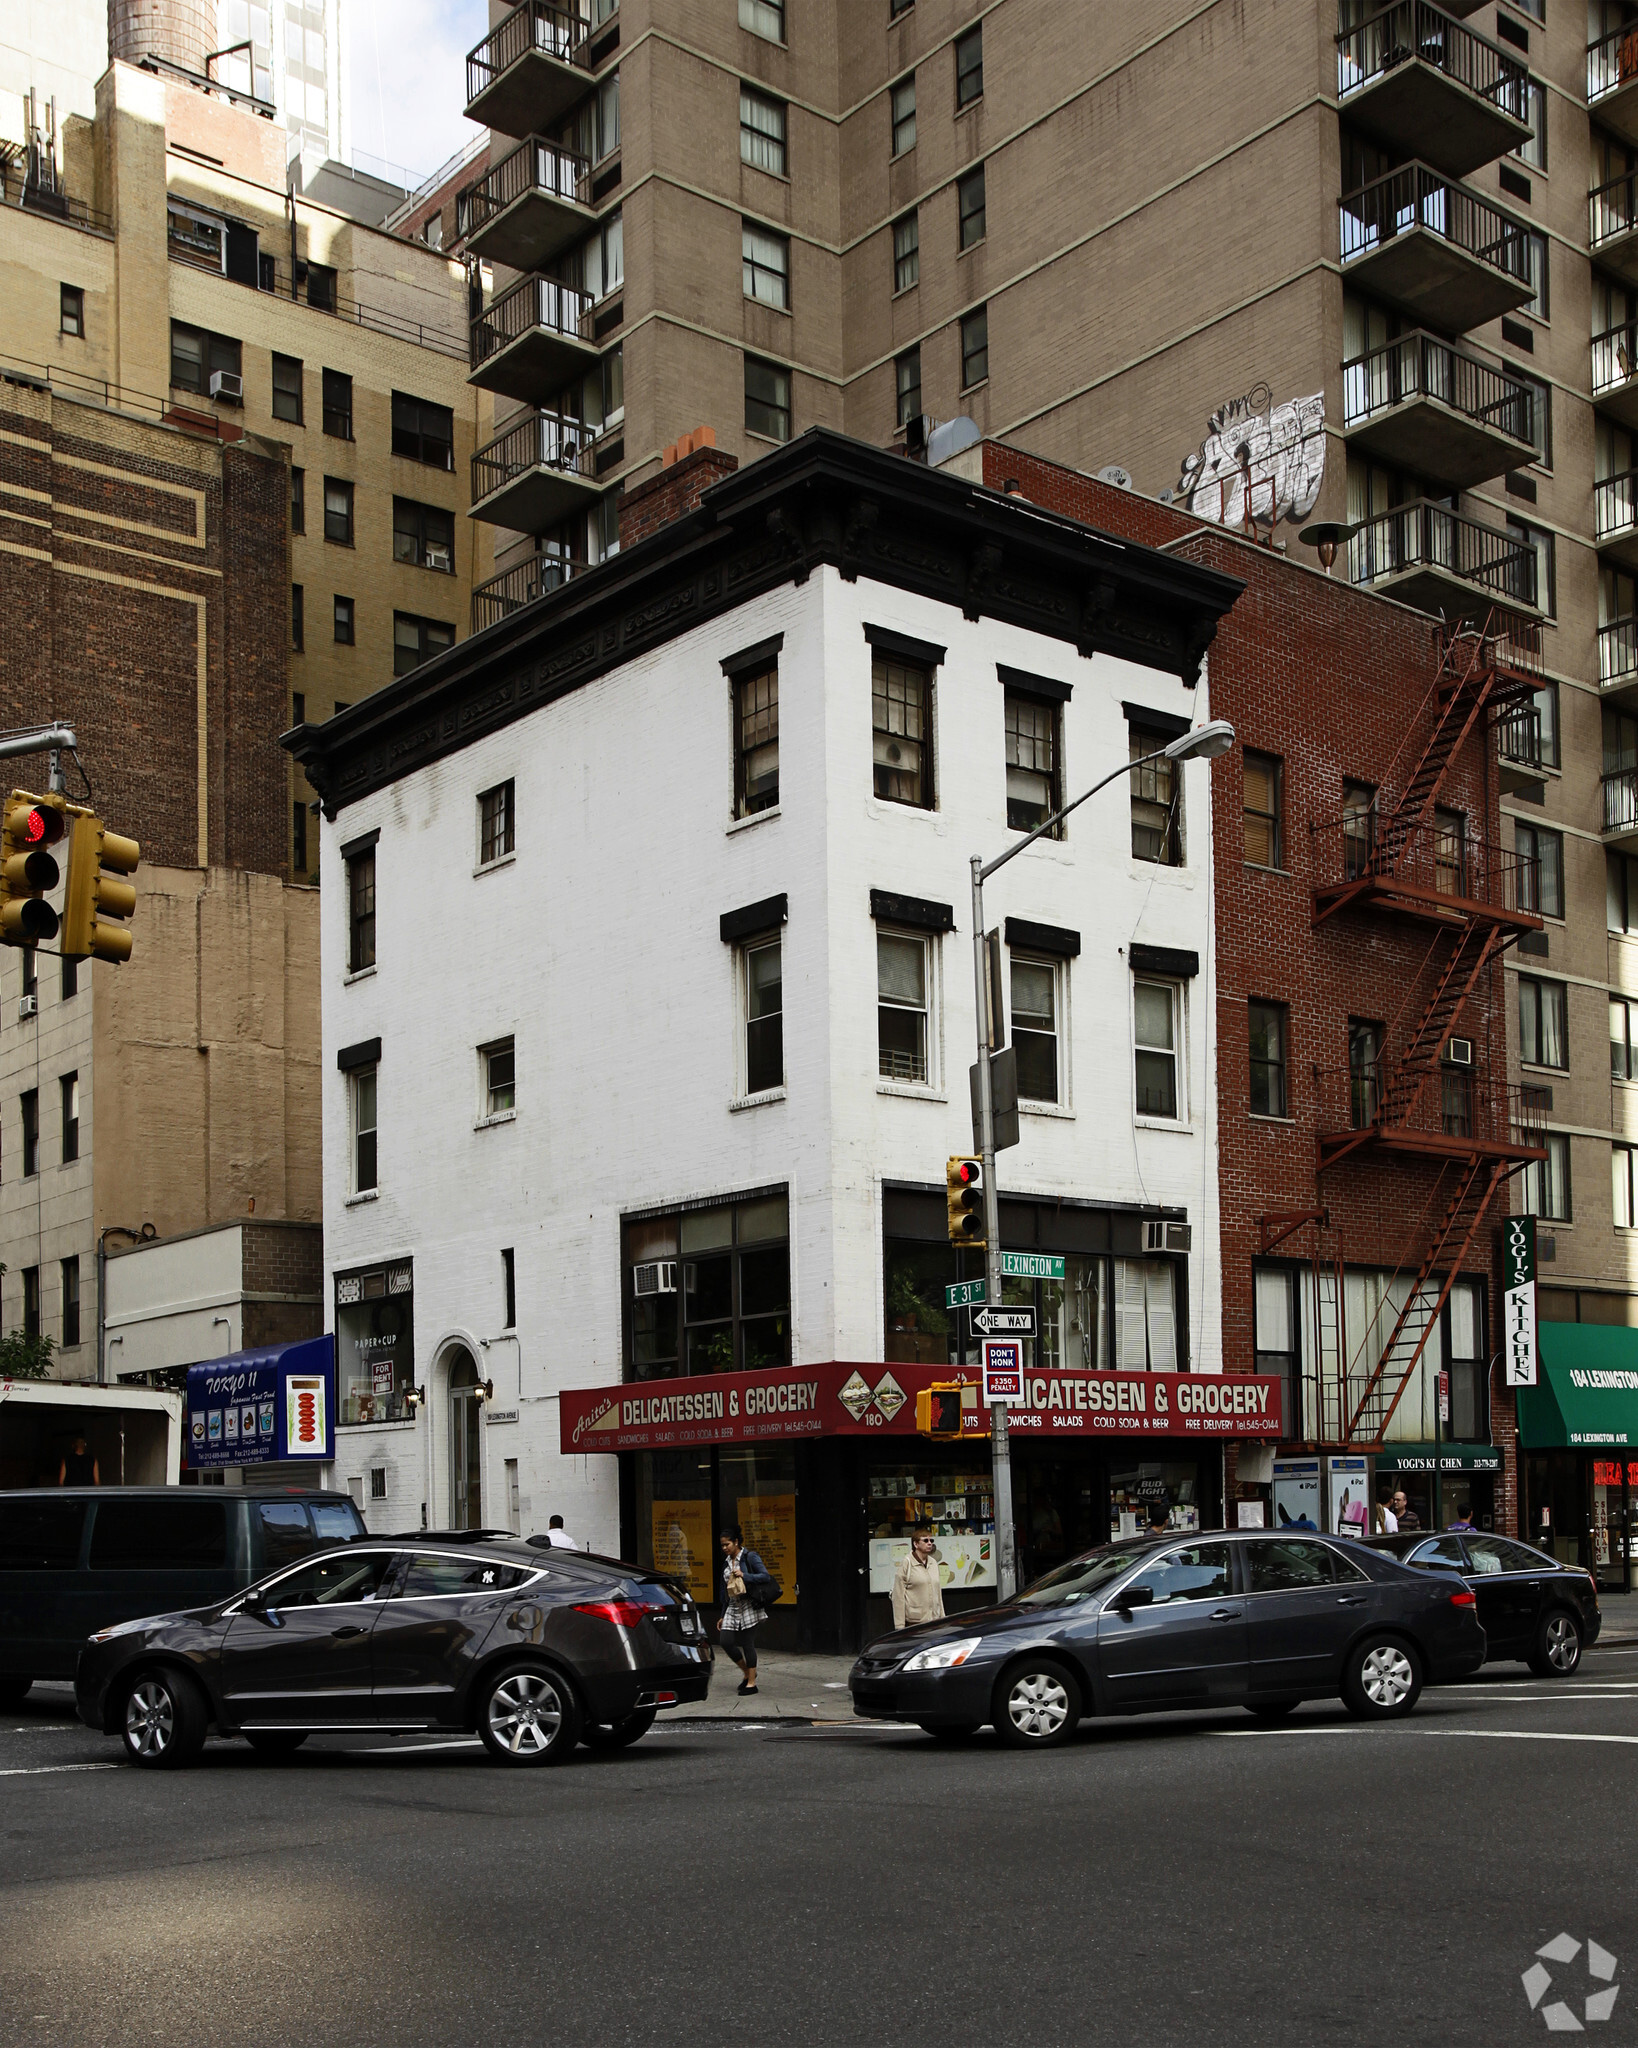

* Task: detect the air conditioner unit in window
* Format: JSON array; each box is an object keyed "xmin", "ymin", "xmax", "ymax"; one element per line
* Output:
[
  {"xmin": 208, "ymin": 370, "xmax": 243, "ymax": 401},
  {"xmin": 632, "ymin": 1261, "xmax": 678, "ymax": 1297},
  {"xmin": 1444, "ymin": 1037, "xmax": 1474, "ymax": 1068},
  {"xmin": 17, "ymin": 993, "xmax": 36, "ymax": 1020},
  {"xmin": 1143, "ymin": 1220, "xmax": 1192, "ymax": 1254}
]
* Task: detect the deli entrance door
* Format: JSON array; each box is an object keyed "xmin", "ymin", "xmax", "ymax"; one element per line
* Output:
[{"xmin": 1011, "ymin": 1455, "xmax": 1104, "ymax": 1587}]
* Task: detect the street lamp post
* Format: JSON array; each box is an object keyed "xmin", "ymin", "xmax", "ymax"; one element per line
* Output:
[{"xmin": 972, "ymin": 718, "xmax": 1235, "ymax": 1601}]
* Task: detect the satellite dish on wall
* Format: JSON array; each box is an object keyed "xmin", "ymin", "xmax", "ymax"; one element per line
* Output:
[
  {"xmin": 926, "ymin": 415, "xmax": 981, "ymax": 467},
  {"xmin": 1097, "ymin": 464, "xmax": 1133, "ymax": 489}
]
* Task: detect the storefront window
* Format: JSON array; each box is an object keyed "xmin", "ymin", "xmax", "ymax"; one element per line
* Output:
[
  {"xmin": 1114, "ymin": 1260, "xmax": 1177, "ymax": 1370},
  {"xmin": 884, "ymin": 1239, "xmax": 1117, "ymax": 1369},
  {"xmin": 1108, "ymin": 1459, "xmax": 1200, "ymax": 1541},
  {"xmin": 637, "ymin": 1448, "xmax": 714, "ymax": 1603},
  {"xmin": 635, "ymin": 1444, "xmax": 798, "ymax": 1615},
  {"xmin": 866, "ymin": 1450, "xmax": 996, "ymax": 1595},
  {"xmin": 623, "ymin": 1189, "xmax": 789, "ymax": 1378},
  {"xmin": 334, "ymin": 1261, "xmax": 414, "ymax": 1423},
  {"xmin": 720, "ymin": 1446, "xmax": 796, "ymax": 1607}
]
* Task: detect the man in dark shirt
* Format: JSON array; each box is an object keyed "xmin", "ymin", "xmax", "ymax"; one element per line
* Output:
[{"xmin": 58, "ymin": 1435, "xmax": 98, "ymax": 1486}]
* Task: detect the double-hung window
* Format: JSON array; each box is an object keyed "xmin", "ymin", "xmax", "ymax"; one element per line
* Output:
[
  {"xmin": 1617, "ymin": 1144, "xmax": 1638, "ymax": 1230},
  {"xmin": 21, "ymin": 1088, "xmax": 38, "ymax": 1177},
  {"xmin": 334, "ymin": 596, "xmax": 355, "ymax": 645},
  {"xmin": 744, "ymin": 357, "xmax": 791, "ymax": 442},
  {"xmin": 393, "ymin": 498, "xmax": 454, "ymax": 571},
  {"xmin": 291, "ymin": 468, "xmax": 305, "ymax": 533},
  {"xmin": 872, "ymin": 655, "xmax": 933, "ymax": 806},
  {"xmin": 1519, "ymin": 975, "xmax": 1568, "ymax": 1069},
  {"xmin": 347, "ymin": 845, "xmax": 375, "ymax": 972},
  {"xmin": 1129, "ymin": 723, "xmax": 1180, "ymax": 865},
  {"xmin": 170, "ymin": 322, "xmax": 241, "ymax": 395},
  {"xmin": 22, "ymin": 1266, "xmax": 39, "ymax": 1338},
  {"xmin": 878, "ymin": 931, "xmax": 931, "ymax": 1084},
  {"xmin": 960, "ymin": 307, "xmax": 988, "ymax": 389},
  {"xmin": 393, "ymin": 613, "xmax": 455, "ymax": 675},
  {"xmin": 1011, "ymin": 955, "xmax": 1060, "ymax": 1104},
  {"xmin": 742, "ymin": 223, "xmax": 790, "ymax": 309},
  {"xmin": 323, "ymin": 477, "xmax": 353, "ymax": 544},
  {"xmin": 61, "ymin": 1257, "xmax": 80, "ymax": 1347},
  {"xmin": 742, "ymin": 935, "xmax": 783, "ymax": 1094},
  {"xmin": 350, "ymin": 1066, "xmax": 378, "ymax": 1194},
  {"xmin": 740, "ymin": 0, "xmax": 784, "ymax": 40},
  {"xmin": 740, "ymin": 87, "xmax": 786, "ymax": 175},
  {"xmin": 391, "ymin": 392, "xmax": 454, "ymax": 469},
  {"xmin": 893, "ymin": 212, "xmax": 919, "ymax": 293},
  {"xmin": 955, "ymin": 25, "xmax": 983, "ymax": 107},
  {"xmin": 60, "ymin": 1073, "xmax": 78, "ymax": 1164},
  {"xmin": 891, "ymin": 75, "xmax": 916, "ymax": 155},
  {"xmin": 958, "ymin": 166, "xmax": 986, "ymax": 249},
  {"xmin": 895, "ymin": 347, "xmax": 922, "ymax": 428},
  {"xmin": 482, "ymin": 1038, "xmax": 516, "ymax": 1117},
  {"xmin": 733, "ymin": 662, "xmax": 779, "ymax": 816},
  {"xmin": 479, "ymin": 781, "xmax": 514, "ymax": 866},
  {"xmin": 1004, "ymin": 689, "xmax": 1058, "ymax": 832},
  {"xmin": 61, "ymin": 285, "xmax": 84, "ymax": 338},
  {"xmin": 1522, "ymin": 1132, "xmax": 1570, "ymax": 1221},
  {"xmin": 1614, "ymin": 996, "xmax": 1637, "ymax": 1080},
  {"xmin": 1350, "ymin": 1020, "xmax": 1382, "ymax": 1127},
  {"xmin": 1249, "ymin": 1001, "xmax": 1287, "ymax": 1118},
  {"xmin": 1133, "ymin": 981, "xmax": 1180, "ymax": 1119},
  {"xmin": 1244, "ymin": 751, "xmax": 1282, "ymax": 866},
  {"xmin": 322, "ymin": 368, "xmax": 353, "ymax": 439},
  {"xmin": 1343, "ymin": 779, "xmax": 1376, "ymax": 880},
  {"xmin": 272, "ymin": 353, "xmax": 303, "ymax": 424}
]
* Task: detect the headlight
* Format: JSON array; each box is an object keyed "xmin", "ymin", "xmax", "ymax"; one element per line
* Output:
[
  {"xmin": 88, "ymin": 1619, "xmax": 150, "ymax": 1644},
  {"xmin": 902, "ymin": 1637, "xmax": 983, "ymax": 1672}
]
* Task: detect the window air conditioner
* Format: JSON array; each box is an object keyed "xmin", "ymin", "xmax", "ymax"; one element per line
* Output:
[
  {"xmin": 1444, "ymin": 1037, "xmax": 1474, "ymax": 1068},
  {"xmin": 17, "ymin": 993, "xmax": 36, "ymax": 1020},
  {"xmin": 1144, "ymin": 1220, "xmax": 1192, "ymax": 1254},
  {"xmin": 209, "ymin": 370, "xmax": 243, "ymax": 401},
  {"xmin": 632, "ymin": 1261, "xmax": 678, "ymax": 1297}
]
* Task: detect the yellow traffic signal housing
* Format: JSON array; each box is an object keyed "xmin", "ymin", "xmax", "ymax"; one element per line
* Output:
[
  {"xmin": 61, "ymin": 814, "xmax": 140, "ymax": 963},
  {"xmin": 0, "ymin": 791, "xmax": 66, "ymax": 947},
  {"xmin": 946, "ymin": 1155, "xmax": 985, "ymax": 1246},
  {"xmin": 915, "ymin": 1383, "xmax": 964, "ymax": 1439}
]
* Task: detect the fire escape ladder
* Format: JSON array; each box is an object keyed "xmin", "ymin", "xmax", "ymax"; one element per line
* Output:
[
  {"xmin": 1343, "ymin": 1158, "xmax": 1509, "ymax": 1444},
  {"xmin": 1370, "ymin": 627, "xmax": 1498, "ymax": 877},
  {"xmin": 1376, "ymin": 922, "xmax": 1503, "ymax": 1132},
  {"xmin": 1312, "ymin": 1243, "xmax": 1347, "ymax": 1446}
]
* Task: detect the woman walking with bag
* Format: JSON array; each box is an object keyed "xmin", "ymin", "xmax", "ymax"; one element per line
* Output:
[{"xmin": 716, "ymin": 1524, "xmax": 776, "ymax": 1697}]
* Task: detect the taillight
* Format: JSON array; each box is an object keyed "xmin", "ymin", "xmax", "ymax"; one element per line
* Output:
[
  {"xmin": 1448, "ymin": 1589, "xmax": 1477, "ymax": 1608},
  {"xmin": 573, "ymin": 1600, "xmax": 656, "ymax": 1627}
]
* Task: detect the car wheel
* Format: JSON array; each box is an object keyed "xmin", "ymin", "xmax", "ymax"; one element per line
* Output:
[
  {"xmin": 0, "ymin": 1676, "xmax": 32, "ymax": 1711},
  {"xmin": 1341, "ymin": 1636, "xmax": 1422, "ymax": 1720},
  {"xmin": 581, "ymin": 1706, "xmax": 658, "ymax": 1751},
  {"xmin": 477, "ymin": 1663, "xmax": 581, "ymax": 1765},
  {"xmin": 994, "ymin": 1660, "xmax": 1080, "ymax": 1749},
  {"xmin": 121, "ymin": 1669, "xmax": 208, "ymax": 1769},
  {"xmin": 244, "ymin": 1731, "xmax": 310, "ymax": 1758},
  {"xmin": 919, "ymin": 1722, "xmax": 981, "ymax": 1742},
  {"xmin": 1528, "ymin": 1609, "xmax": 1583, "ymax": 1678},
  {"xmin": 1245, "ymin": 1698, "xmax": 1301, "ymax": 1723}
]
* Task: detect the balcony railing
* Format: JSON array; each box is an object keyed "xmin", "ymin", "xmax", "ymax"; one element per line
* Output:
[
  {"xmin": 1348, "ymin": 498, "xmax": 1536, "ymax": 606},
  {"xmin": 1314, "ymin": 1061, "xmax": 1545, "ymax": 1149},
  {"xmin": 472, "ymin": 407, "xmax": 599, "ymax": 501},
  {"xmin": 1337, "ymin": 1, "xmax": 1529, "ymax": 120},
  {"xmin": 1602, "ymin": 616, "xmax": 1638, "ymax": 688},
  {"xmin": 1339, "ymin": 161, "xmax": 1529, "ymax": 280},
  {"xmin": 467, "ymin": 0, "xmax": 593, "ymax": 106},
  {"xmin": 1311, "ymin": 811, "xmax": 1538, "ymax": 913},
  {"xmin": 471, "ymin": 553, "xmax": 586, "ymax": 632},
  {"xmin": 1593, "ymin": 319, "xmax": 1638, "ymax": 399},
  {"xmin": 1496, "ymin": 702, "xmax": 1543, "ymax": 772},
  {"xmin": 1589, "ymin": 23, "xmax": 1638, "ymax": 107},
  {"xmin": 1605, "ymin": 766, "xmax": 1638, "ymax": 836},
  {"xmin": 1341, "ymin": 328, "xmax": 1532, "ymax": 440},
  {"xmin": 1596, "ymin": 470, "xmax": 1638, "ymax": 547},
  {"xmin": 0, "ymin": 160, "xmax": 111, "ymax": 235},
  {"xmin": 471, "ymin": 271, "xmax": 595, "ymax": 370},
  {"xmin": 456, "ymin": 135, "xmax": 589, "ymax": 241},
  {"xmin": 1591, "ymin": 169, "xmax": 1638, "ymax": 253}
]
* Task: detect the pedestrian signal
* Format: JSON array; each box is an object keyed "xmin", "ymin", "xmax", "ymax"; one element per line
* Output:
[
  {"xmin": 914, "ymin": 1383, "xmax": 964, "ymax": 1439},
  {"xmin": 61, "ymin": 814, "xmax": 140, "ymax": 963},
  {"xmin": 0, "ymin": 792, "xmax": 65, "ymax": 946},
  {"xmin": 946, "ymin": 1155, "xmax": 985, "ymax": 1245}
]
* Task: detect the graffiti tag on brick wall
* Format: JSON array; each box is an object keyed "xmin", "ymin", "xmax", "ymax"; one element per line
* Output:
[{"xmin": 1176, "ymin": 385, "xmax": 1326, "ymax": 530}]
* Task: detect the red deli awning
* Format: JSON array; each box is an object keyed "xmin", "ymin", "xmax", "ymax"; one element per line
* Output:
[{"xmin": 560, "ymin": 1362, "xmax": 1285, "ymax": 1456}]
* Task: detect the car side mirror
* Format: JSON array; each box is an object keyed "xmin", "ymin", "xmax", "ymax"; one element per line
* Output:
[{"xmin": 1115, "ymin": 1584, "xmax": 1154, "ymax": 1611}]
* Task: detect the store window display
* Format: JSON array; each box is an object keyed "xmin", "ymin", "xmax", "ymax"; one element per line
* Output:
[
  {"xmin": 1108, "ymin": 1460, "xmax": 1201, "ymax": 1541},
  {"xmin": 867, "ymin": 1456, "xmax": 996, "ymax": 1594}
]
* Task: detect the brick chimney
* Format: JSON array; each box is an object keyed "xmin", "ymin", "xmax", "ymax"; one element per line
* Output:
[{"xmin": 618, "ymin": 428, "xmax": 738, "ymax": 551}]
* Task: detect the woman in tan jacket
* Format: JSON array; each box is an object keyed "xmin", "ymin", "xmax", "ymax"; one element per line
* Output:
[{"xmin": 891, "ymin": 1529, "xmax": 947, "ymax": 1630}]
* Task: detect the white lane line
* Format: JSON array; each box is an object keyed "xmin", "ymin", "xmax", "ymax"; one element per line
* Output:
[
  {"xmin": 1420, "ymin": 1729, "xmax": 1638, "ymax": 1748},
  {"xmin": 0, "ymin": 1761, "xmax": 119, "ymax": 1778}
]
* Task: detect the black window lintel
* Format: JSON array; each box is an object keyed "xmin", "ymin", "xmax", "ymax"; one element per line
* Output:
[
  {"xmin": 1122, "ymin": 702, "xmax": 1190, "ymax": 743},
  {"xmin": 871, "ymin": 888, "xmax": 954, "ymax": 934},
  {"xmin": 1005, "ymin": 917, "xmax": 1080, "ymax": 959},
  {"xmin": 720, "ymin": 893, "xmax": 788, "ymax": 944},
  {"xmin": 998, "ymin": 663, "xmax": 1072, "ymax": 705},
  {"xmin": 865, "ymin": 623, "xmax": 946, "ymax": 668},
  {"xmin": 1129, "ymin": 943, "xmax": 1199, "ymax": 980},
  {"xmin": 340, "ymin": 827, "xmax": 379, "ymax": 859},
  {"xmin": 721, "ymin": 632, "xmax": 784, "ymax": 678},
  {"xmin": 337, "ymin": 1036, "xmax": 381, "ymax": 1073}
]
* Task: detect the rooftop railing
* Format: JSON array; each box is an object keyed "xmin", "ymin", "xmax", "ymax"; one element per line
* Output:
[
  {"xmin": 472, "ymin": 407, "xmax": 599, "ymax": 502},
  {"xmin": 456, "ymin": 135, "xmax": 589, "ymax": 241},
  {"xmin": 1337, "ymin": 1, "xmax": 1529, "ymax": 119},
  {"xmin": 1339, "ymin": 160, "xmax": 1529, "ymax": 281},
  {"xmin": 0, "ymin": 151, "xmax": 111, "ymax": 235},
  {"xmin": 467, "ymin": 0, "xmax": 593, "ymax": 105},
  {"xmin": 471, "ymin": 554, "xmax": 587, "ymax": 632},
  {"xmin": 1341, "ymin": 327, "xmax": 1532, "ymax": 440},
  {"xmin": 1347, "ymin": 497, "xmax": 1536, "ymax": 607},
  {"xmin": 470, "ymin": 271, "xmax": 595, "ymax": 370}
]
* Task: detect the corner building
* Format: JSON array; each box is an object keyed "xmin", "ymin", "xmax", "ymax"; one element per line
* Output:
[{"xmin": 289, "ymin": 429, "xmax": 1264, "ymax": 1650}]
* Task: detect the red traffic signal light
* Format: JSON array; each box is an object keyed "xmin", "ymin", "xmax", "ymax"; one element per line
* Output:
[
  {"xmin": 946, "ymin": 1155, "xmax": 985, "ymax": 1244},
  {"xmin": 0, "ymin": 793, "xmax": 65, "ymax": 946}
]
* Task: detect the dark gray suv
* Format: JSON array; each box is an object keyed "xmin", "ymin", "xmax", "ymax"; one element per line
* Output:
[{"xmin": 75, "ymin": 1533, "xmax": 710, "ymax": 1768}]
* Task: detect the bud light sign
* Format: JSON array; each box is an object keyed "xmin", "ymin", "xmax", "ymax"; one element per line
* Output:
[{"xmin": 187, "ymin": 1334, "xmax": 335, "ymax": 1468}]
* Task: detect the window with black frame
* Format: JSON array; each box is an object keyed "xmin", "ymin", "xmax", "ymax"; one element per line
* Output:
[
  {"xmin": 623, "ymin": 1190, "xmax": 789, "ymax": 1379},
  {"xmin": 1129, "ymin": 722, "xmax": 1180, "ymax": 864}
]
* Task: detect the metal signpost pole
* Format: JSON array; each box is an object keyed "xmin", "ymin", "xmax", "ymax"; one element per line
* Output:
[{"xmin": 971, "ymin": 854, "xmax": 1014, "ymax": 1601}]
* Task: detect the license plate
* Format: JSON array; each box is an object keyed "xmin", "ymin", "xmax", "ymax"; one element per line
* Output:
[{"xmin": 679, "ymin": 1612, "xmax": 697, "ymax": 1636}]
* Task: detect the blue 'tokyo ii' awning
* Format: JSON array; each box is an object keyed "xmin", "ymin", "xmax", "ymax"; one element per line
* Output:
[{"xmin": 185, "ymin": 1333, "xmax": 335, "ymax": 1468}]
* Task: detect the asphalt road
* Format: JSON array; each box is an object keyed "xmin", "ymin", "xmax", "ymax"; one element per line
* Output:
[{"xmin": 3, "ymin": 1652, "xmax": 1636, "ymax": 2048}]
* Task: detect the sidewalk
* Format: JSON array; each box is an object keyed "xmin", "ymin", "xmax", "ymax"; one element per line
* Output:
[{"xmin": 676, "ymin": 1651, "xmax": 859, "ymax": 1722}]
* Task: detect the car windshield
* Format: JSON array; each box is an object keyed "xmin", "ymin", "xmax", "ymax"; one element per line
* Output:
[{"xmin": 1012, "ymin": 1545, "xmax": 1158, "ymax": 1608}]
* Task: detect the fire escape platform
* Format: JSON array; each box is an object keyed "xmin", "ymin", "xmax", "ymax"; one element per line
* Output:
[
  {"xmin": 1312, "ymin": 876, "xmax": 1544, "ymax": 932},
  {"xmin": 1316, "ymin": 1128, "xmax": 1544, "ymax": 1173}
]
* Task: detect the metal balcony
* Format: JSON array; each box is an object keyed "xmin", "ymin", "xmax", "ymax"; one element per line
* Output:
[
  {"xmin": 1348, "ymin": 499, "xmax": 1536, "ymax": 619},
  {"xmin": 1601, "ymin": 617, "xmax": 1638, "ymax": 703},
  {"xmin": 457, "ymin": 136, "xmax": 594, "ymax": 272},
  {"xmin": 470, "ymin": 408, "xmax": 603, "ymax": 531},
  {"xmin": 471, "ymin": 552, "xmax": 586, "ymax": 633},
  {"xmin": 466, "ymin": 0, "xmax": 597, "ymax": 141},
  {"xmin": 1314, "ymin": 1062, "xmax": 1545, "ymax": 1167},
  {"xmin": 1591, "ymin": 170, "xmax": 1638, "ymax": 284},
  {"xmin": 1336, "ymin": 2, "xmax": 1531, "ymax": 179},
  {"xmin": 1495, "ymin": 702, "xmax": 1544, "ymax": 797},
  {"xmin": 1596, "ymin": 470, "xmax": 1638, "ymax": 570},
  {"xmin": 1339, "ymin": 162, "xmax": 1532, "ymax": 330},
  {"xmin": 1593, "ymin": 319, "xmax": 1638, "ymax": 432},
  {"xmin": 470, "ymin": 272, "xmax": 598, "ymax": 402},
  {"xmin": 1590, "ymin": 23, "xmax": 1638, "ymax": 147},
  {"xmin": 1341, "ymin": 330, "xmax": 1534, "ymax": 488},
  {"xmin": 1604, "ymin": 766, "xmax": 1638, "ymax": 850},
  {"xmin": 1311, "ymin": 810, "xmax": 1542, "ymax": 927}
]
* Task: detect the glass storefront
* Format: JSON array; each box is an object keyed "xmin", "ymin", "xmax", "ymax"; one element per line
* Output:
[
  {"xmin": 1107, "ymin": 1459, "xmax": 1203, "ymax": 1543},
  {"xmin": 632, "ymin": 1444, "xmax": 799, "ymax": 1637},
  {"xmin": 334, "ymin": 1260, "xmax": 414, "ymax": 1423},
  {"xmin": 1526, "ymin": 1452, "xmax": 1635, "ymax": 1593}
]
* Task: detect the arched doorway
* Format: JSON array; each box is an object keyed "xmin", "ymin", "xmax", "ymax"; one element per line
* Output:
[{"xmin": 448, "ymin": 1349, "xmax": 482, "ymax": 1530}]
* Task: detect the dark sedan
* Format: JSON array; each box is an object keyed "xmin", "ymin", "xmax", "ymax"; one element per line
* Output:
[
  {"xmin": 850, "ymin": 1530, "xmax": 1487, "ymax": 1747},
  {"xmin": 1367, "ymin": 1530, "xmax": 1600, "ymax": 1675},
  {"xmin": 75, "ymin": 1533, "xmax": 710, "ymax": 1769}
]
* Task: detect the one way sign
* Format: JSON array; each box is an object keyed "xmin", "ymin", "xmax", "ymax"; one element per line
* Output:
[{"xmin": 973, "ymin": 1306, "xmax": 1035, "ymax": 1337}]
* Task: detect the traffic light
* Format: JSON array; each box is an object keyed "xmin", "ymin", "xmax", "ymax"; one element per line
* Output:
[
  {"xmin": 61, "ymin": 813, "xmax": 140, "ymax": 963},
  {"xmin": 0, "ymin": 791, "xmax": 65, "ymax": 947},
  {"xmin": 915, "ymin": 1383, "xmax": 964, "ymax": 1439},
  {"xmin": 946, "ymin": 1155, "xmax": 985, "ymax": 1245}
]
